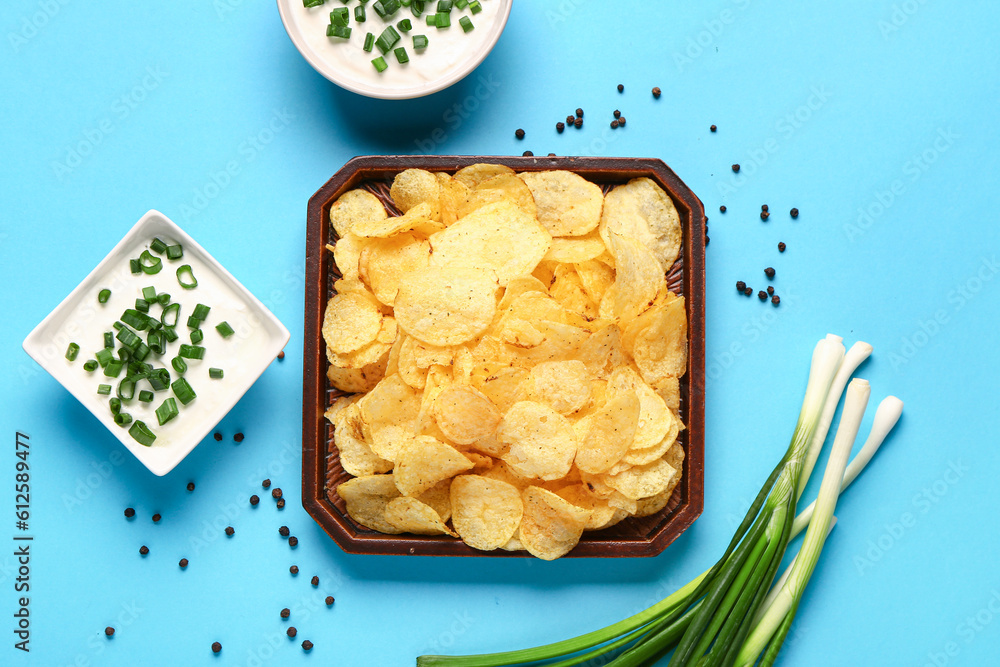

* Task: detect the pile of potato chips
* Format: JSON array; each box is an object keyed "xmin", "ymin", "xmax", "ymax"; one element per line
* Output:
[{"xmin": 323, "ymin": 164, "xmax": 688, "ymax": 560}]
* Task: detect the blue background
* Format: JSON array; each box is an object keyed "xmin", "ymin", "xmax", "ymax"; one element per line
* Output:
[{"xmin": 2, "ymin": 1, "xmax": 998, "ymax": 665}]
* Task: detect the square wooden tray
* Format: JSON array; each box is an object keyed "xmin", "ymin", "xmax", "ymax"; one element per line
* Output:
[{"xmin": 302, "ymin": 155, "xmax": 705, "ymax": 557}]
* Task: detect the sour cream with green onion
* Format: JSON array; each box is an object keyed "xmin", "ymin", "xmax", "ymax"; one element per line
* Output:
[{"xmin": 286, "ymin": 0, "xmax": 503, "ymax": 96}]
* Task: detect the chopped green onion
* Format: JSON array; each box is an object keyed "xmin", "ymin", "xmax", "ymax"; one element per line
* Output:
[
  {"xmin": 397, "ymin": 18, "xmax": 412, "ymax": 31},
  {"xmin": 114, "ymin": 412, "xmax": 133, "ymax": 427},
  {"xmin": 176, "ymin": 265, "xmax": 198, "ymax": 289},
  {"xmin": 425, "ymin": 13, "xmax": 436, "ymax": 25},
  {"xmin": 455, "ymin": 0, "xmax": 467, "ymax": 7},
  {"xmin": 303, "ymin": 0, "xmax": 325, "ymax": 7},
  {"xmin": 121, "ymin": 310, "xmax": 150, "ymax": 330},
  {"xmin": 147, "ymin": 330, "xmax": 166, "ymax": 356},
  {"xmin": 373, "ymin": 0, "xmax": 400, "ymax": 18},
  {"xmin": 459, "ymin": 15, "xmax": 473, "ymax": 32},
  {"xmin": 161, "ymin": 326, "xmax": 178, "ymax": 343},
  {"xmin": 116, "ymin": 326, "xmax": 141, "ymax": 350},
  {"xmin": 411, "ymin": 0, "xmax": 424, "ymax": 17},
  {"xmin": 157, "ymin": 293, "xmax": 171, "ymax": 305},
  {"xmin": 138, "ymin": 390, "xmax": 154, "ymax": 403},
  {"xmin": 394, "ymin": 46, "xmax": 409, "ymax": 63},
  {"xmin": 117, "ymin": 377, "xmax": 136, "ymax": 401},
  {"xmin": 142, "ymin": 286, "xmax": 157, "ymax": 301},
  {"xmin": 139, "ymin": 250, "xmax": 162, "ymax": 275},
  {"xmin": 187, "ymin": 315, "xmax": 202, "ymax": 329},
  {"xmin": 117, "ymin": 347, "xmax": 132, "ymax": 363},
  {"xmin": 109, "ymin": 397, "xmax": 122, "ymax": 414},
  {"xmin": 128, "ymin": 420, "xmax": 156, "ymax": 446},
  {"xmin": 190, "ymin": 329, "xmax": 204, "ymax": 345},
  {"xmin": 150, "ymin": 238, "xmax": 167, "ymax": 254},
  {"xmin": 355, "ymin": 4, "xmax": 366, "ymax": 21},
  {"xmin": 155, "ymin": 398, "xmax": 179, "ymax": 425},
  {"xmin": 209, "ymin": 368, "xmax": 224, "ymax": 379},
  {"xmin": 66, "ymin": 343, "xmax": 80, "ymax": 361},
  {"xmin": 161, "ymin": 303, "xmax": 180, "ymax": 328},
  {"xmin": 135, "ymin": 298, "xmax": 150, "ymax": 313},
  {"xmin": 327, "ymin": 24, "xmax": 352, "ymax": 38},
  {"xmin": 104, "ymin": 332, "xmax": 114, "ymax": 348},
  {"xmin": 129, "ymin": 259, "xmax": 141, "ymax": 274},
  {"xmin": 165, "ymin": 245, "xmax": 183, "ymax": 260},
  {"xmin": 330, "ymin": 7, "xmax": 349, "ymax": 25},
  {"xmin": 413, "ymin": 34, "xmax": 428, "ymax": 49},
  {"xmin": 148, "ymin": 368, "xmax": 171, "ymax": 391},
  {"xmin": 113, "ymin": 321, "xmax": 123, "ymax": 331},
  {"xmin": 375, "ymin": 25, "xmax": 401, "ymax": 54},
  {"xmin": 436, "ymin": 0, "xmax": 452, "ymax": 11},
  {"xmin": 216, "ymin": 322, "xmax": 235, "ymax": 338},
  {"xmin": 83, "ymin": 360, "xmax": 99, "ymax": 372},
  {"xmin": 363, "ymin": 32, "xmax": 375, "ymax": 51},
  {"xmin": 372, "ymin": 56, "xmax": 388, "ymax": 72},
  {"xmin": 104, "ymin": 360, "xmax": 124, "ymax": 378},
  {"xmin": 132, "ymin": 342, "xmax": 151, "ymax": 362},
  {"xmin": 179, "ymin": 344, "xmax": 206, "ymax": 360},
  {"xmin": 434, "ymin": 11, "xmax": 450, "ymax": 27},
  {"xmin": 97, "ymin": 384, "xmax": 112, "ymax": 395},
  {"xmin": 171, "ymin": 378, "xmax": 197, "ymax": 405},
  {"xmin": 192, "ymin": 303, "xmax": 210, "ymax": 320},
  {"xmin": 98, "ymin": 289, "xmax": 111, "ymax": 304},
  {"xmin": 469, "ymin": 0, "xmax": 481, "ymax": 13},
  {"xmin": 401, "ymin": 0, "xmax": 411, "ymax": 5},
  {"xmin": 95, "ymin": 348, "xmax": 115, "ymax": 368},
  {"xmin": 172, "ymin": 357, "xmax": 188, "ymax": 374}
]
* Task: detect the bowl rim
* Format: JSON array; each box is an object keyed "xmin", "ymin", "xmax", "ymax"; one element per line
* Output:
[
  {"xmin": 22, "ymin": 210, "xmax": 290, "ymax": 476},
  {"xmin": 302, "ymin": 155, "xmax": 706, "ymax": 557},
  {"xmin": 275, "ymin": 0, "xmax": 513, "ymax": 100}
]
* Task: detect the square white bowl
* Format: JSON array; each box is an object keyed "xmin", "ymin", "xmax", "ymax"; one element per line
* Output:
[{"xmin": 22, "ymin": 210, "xmax": 290, "ymax": 476}]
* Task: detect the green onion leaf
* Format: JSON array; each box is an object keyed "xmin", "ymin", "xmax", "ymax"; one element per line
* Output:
[
  {"xmin": 434, "ymin": 11, "xmax": 450, "ymax": 27},
  {"xmin": 147, "ymin": 330, "xmax": 166, "ymax": 355},
  {"xmin": 98, "ymin": 289, "xmax": 111, "ymax": 304},
  {"xmin": 161, "ymin": 326, "xmax": 178, "ymax": 343},
  {"xmin": 104, "ymin": 360, "xmax": 124, "ymax": 378},
  {"xmin": 117, "ymin": 347, "xmax": 132, "ymax": 363},
  {"xmin": 209, "ymin": 368, "xmax": 224, "ymax": 379},
  {"xmin": 116, "ymin": 326, "xmax": 141, "ymax": 351},
  {"xmin": 128, "ymin": 420, "xmax": 156, "ymax": 446},
  {"xmin": 142, "ymin": 286, "xmax": 157, "ymax": 302},
  {"xmin": 459, "ymin": 15, "xmax": 473, "ymax": 32},
  {"xmin": 436, "ymin": 0, "xmax": 452, "ymax": 11},
  {"xmin": 355, "ymin": 4, "xmax": 366, "ymax": 21},
  {"xmin": 397, "ymin": 18, "xmax": 412, "ymax": 31},
  {"xmin": 165, "ymin": 245, "xmax": 183, "ymax": 260},
  {"xmin": 303, "ymin": 0, "xmax": 325, "ymax": 7},
  {"xmin": 372, "ymin": 56, "xmax": 388, "ymax": 72},
  {"xmin": 66, "ymin": 343, "xmax": 80, "ymax": 361},
  {"xmin": 121, "ymin": 309, "xmax": 150, "ymax": 330},
  {"xmin": 95, "ymin": 348, "xmax": 115, "ymax": 368},
  {"xmin": 373, "ymin": 0, "xmax": 400, "ymax": 19},
  {"xmin": 179, "ymin": 344, "xmax": 206, "ymax": 360},
  {"xmin": 84, "ymin": 360, "xmax": 99, "ymax": 372},
  {"xmin": 148, "ymin": 369, "xmax": 171, "ymax": 391},
  {"xmin": 104, "ymin": 332, "xmax": 114, "ymax": 348},
  {"xmin": 216, "ymin": 321, "xmax": 235, "ymax": 338},
  {"xmin": 190, "ymin": 328, "xmax": 204, "ymax": 345},
  {"xmin": 135, "ymin": 298, "xmax": 149, "ymax": 313},
  {"xmin": 330, "ymin": 7, "xmax": 349, "ymax": 25},
  {"xmin": 129, "ymin": 259, "xmax": 141, "ymax": 275},
  {"xmin": 172, "ymin": 357, "xmax": 188, "ymax": 374},
  {"xmin": 117, "ymin": 378, "xmax": 136, "ymax": 401},
  {"xmin": 114, "ymin": 412, "xmax": 133, "ymax": 427},
  {"xmin": 425, "ymin": 13, "xmax": 436, "ymax": 25},
  {"xmin": 97, "ymin": 384, "xmax": 112, "ymax": 395},
  {"xmin": 363, "ymin": 32, "xmax": 375, "ymax": 51},
  {"xmin": 411, "ymin": 0, "xmax": 424, "ymax": 17},
  {"xmin": 394, "ymin": 46, "xmax": 409, "ymax": 63},
  {"xmin": 375, "ymin": 25, "xmax": 401, "ymax": 53},
  {"xmin": 176, "ymin": 265, "xmax": 198, "ymax": 289},
  {"xmin": 138, "ymin": 390, "xmax": 154, "ymax": 403},
  {"xmin": 327, "ymin": 24, "xmax": 352, "ymax": 38},
  {"xmin": 192, "ymin": 303, "xmax": 211, "ymax": 320},
  {"xmin": 150, "ymin": 238, "xmax": 167, "ymax": 254},
  {"xmin": 455, "ymin": 0, "xmax": 467, "ymax": 7},
  {"xmin": 132, "ymin": 343, "xmax": 151, "ymax": 362},
  {"xmin": 171, "ymin": 377, "xmax": 197, "ymax": 405},
  {"xmin": 413, "ymin": 34, "xmax": 428, "ymax": 49},
  {"xmin": 161, "ymin": 303, "xmax": 180, "ymax": 328},
  {"xmin": 109, "ymin": 397, "xmax": 122, "ymax": 414},
  {"xmin": 155, "ymin": 397, "xmax": 179, "ymax": 425},
  {"xmin": 139, "ymin": 250, "xmax": 162, "ymax": 275},
  {"xmin": 469, "ymin": 0, "xmax": 481, "ymax": 13}
]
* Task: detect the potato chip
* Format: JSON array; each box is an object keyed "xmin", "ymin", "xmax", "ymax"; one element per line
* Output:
[
  {"xmin": 575, "ymin": 259, "xmax": 615, "ymax": 304},
  {"xmin": 452, "ymin": 346, "xmax": 475, "ymax": 384},
  {"xmin": 575, "ymin": 390, "xmax": 640, "ymax": 474},
  {"xmin": 454, "ymin": 163, "xmax": 515, "ymax": 189},
  {"xmin": 352, "ymin": 202, "xmax": 445, "ymax": 238},
  {"xmin": 603, "ymin": 457, "xmax": 678, "ymax": 501},
  {"xmin": 322, "ymin": 292, "xmax": 383, "ymax": 355},
  {"xmin": 326, "ymin": 337, "xmax": 393, "ymax": 370},
  {"xmin": 532, "ymin": 260, "xmax": 557, "ymax": 288},
  {"xmin": 500, "ymin": 536, "xmax": 526, "ymax": 551},
  {"xmin": 462, "ymin": 451, "xmax": 494, "ymax": 473},
  {"xmin": 335, "ymin": 474, "xmax": 402, "ymax": 534},
  {"xmin": 358, "ymin": 375, "xmax": 420, "ymax": 461},
  {"xmin": 519, "ymin": 170, "xmax": 604, "ymax": 237},
  {"xmin": 599, "ymin": 177, "xmax": 681, "ymax": 270},
  {"xmin": 505, "ymin": 320, "xmax": 588, "ymax": 367},
  {"xmin": 450, "ymin": 475, "xmax": 523, "ymax": 551},
  {"xmin": 607, "ymin": 491, "xmax": 639, "ymax": 514},
  {"xmin": 549, "ymin": 266, "xmax": 598, "ymax": 319},
  {"xmin": 478, "ymin": 459, "xmax": 533, "ymax": 491},
  {"xmin": 394, "ymin": 435, "xmax": 474, "ymax": 497},
  {"xmin": 608, "ymin": 367, "xmax": 672, "ymax": 450},
  {"xmin": 329, "ymin": 188, "xmax": 387, "ymax": 238},
  {"xmin": 360, "ymin": 233, "xmax": 431, "ymax": 306},
  {"xmin": 330, "ymin": 402, "xmax": 394, "ymax": 476},
  {"xmin": 543, "ymin": 233, "xmax": 607, "ymax": 264},
  {"xmin": 435, "ymin": 172, "xmax": 470, "ymax": 225},
  {"xmin": 555, "ymin": 484, "xmax": 618, "ymax": 531},
  {"xmin": 472, "ymin": 365, "xmax": 529, "ymax": 415},
  {"xmin": 417, "ymin": 478, "xmax": 453, "ymax": 522},
  {"xmin": 431, "ymin": 384, "xmax": 502, "ymax": 445},
  {"xmin": 390, "ymin": 168, "xmax": 441, "ymax": 220},
  {"xmin": 664, "ymin": 441, "xmax": 685, "ymax": 471},
  {"xmin": 498, "ymin": 317, "xmax": 545, "ymax": 349},
  {"xmin": 525, "ymin": 360, "xmax": 591, "ymax": 415},
  {"xmin": 332, "ymin": 232, "xmax": 365, "ymax": 282},
  {"xmin": 577, "ymin": 324, "xmax": 627, "ymax": 380},
  {"xmin": 622, "ymin": 409, "xmax": 681, "ymax": 466},
  {"xmin": 497, "ymin": 275, "xmax": 549, "ymax": 311},
  {"xmin": 384, "ymin": 497, "xmax": 457, "ymax": 536},
  {"xmin": 498, "ymin": 401, "xmax": 578, "ymax": 481},
  {"xmin": 606, "ymin": 230, "xmax": 666, "ymax": 322},
  {"xmin": 519, "ymin": 486, "xmax": 591, "ymax": 560},
  {"xmin": 429, "ymin": 200, "xmax": 551, "ymax": 286},
  {"xmin": 459, "ymin": 173, "xmax": 538, "ymax": 219},
  {"xmin": 627, "ymin": 297, "xmax": 688, "ymax": 383},
  {"xmin": 633, "ymin": 487, "xmax": 675, "ymax": 518},
  {"xmin": 326, "ymin": 348, "xmax": 389, "ymax": 393},
  {"xmin": 416, "ymin": 365, "xmax": 452, "ymax": 434},
  {"xmin": 654, "ymin": 375, "xmax": 681, "ymax": 411},
  {"xmin": 395, "ymin": 267, "xmax": 499, "ymax": 346}
]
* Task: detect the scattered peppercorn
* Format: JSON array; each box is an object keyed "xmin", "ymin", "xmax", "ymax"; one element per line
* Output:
[
  {"xmin": 279, "ymin": 526, "xmax": 290, "ymax": 537},
  {"xmin": 250, "ymin": 495, "xmax": 260, "ymax": 506},
  {"xmin": 276, "ymin": 498, "xmax": 286, "ymax": 509},
  {"xmin": 311, "ymin": 576, "xmax": 319, "ymax": 586},
  {"xmin": 767, "ymin": 286, "xmax": 774, "ymax": 295},
  {"xmin": 139, "ymin": 545, "xmax": 149, "ymax": 556},
  {"xmin": 522, "ymin": 150, "xmax": 533, "ymax": 156},
  {"xmin": 277, "ymin": 350, "xmax": 285, "ymax": 360},
  {"xmin": 290, "ymin": 565, "xmax": 299, "ymax": 575},
  {"xmin": 225, "ymin": 526, "xmax": 234, "ymax": 536},
  {"xmin": 652, "ymin": 86, "xmax": 661, "ymax": 98},
  {"xmin": 281, "ymin": 608, "xmax": 290, "ymax": 619},
  {"xmin": 179, "ymin": 558, "xmax": 188, "ymax": 568},
  {"xmin": 617, "ymin": 84, "xmax": 624, "ymax": 92},
  {"xmin": 761, "ymin": 204, "xmax": 768, "ymax": 212},
  {"xmin": 325, "ymin": 596, "xmax": 335, "ymax": 606},
  {"xmin": 790, "ymin": 207, "xmax": 799, "ymax": 218},
  {"xmin": 302, "ymin": 640, "xmax": 314, "ymax": 651},
  {"xmin": 710, "ymin": 125, "xmax": 717, "ymax": 132},
  {"xmin": 105, "ymin": 627, "xmax": 115, "ymax": 637},
  {"xmin": 234, "ymin": 433, "xmax": 244, "ymax": 443},
  {"xmin": 186, "ymin": 482, "xmax": 195, "ymax": 492},
  {"xmin": 618, "ymin": 117, "xmax": 626, "ymax": 127},
  {"xmin": 758, "ymin": 291, "xmax": 767, "ymax": 301},
  {"xmin": 771, "ymin": 295, "xmax": 781, "ymax": 306},
  {"xmin": 287, "ymin": 627, "xmax": 297, "ymax": 638},
  {"xmin": 547, "ymin": 153, "xmax": 556, "ymax": 156},
  {"xmin": 272, "ymin": 488, "xmax": 283, "ymax": 499},
  {"xmin": 744, "ymin": 287, "xmax": 753, "ymax": 297},
  {"xmin": 760, "ymin": 212, "xmax": 770, "ymax": 221},
  {"xmin": 575, "ymin": 108, "xmax": 583, "ymax": 118},
  {"xmin": 610, "ymin": 120, "xmax": 619, "ymax": 129},
  {"xmin": 566, "ymin": 115, "xmax": 575, "ymax": 125},
  {"xmin": 556, "ymin": 122, "xmax": 565, "ymax": 133},
  {"xmin": 719, "ymin": 205, "xmax": 727, "ymax": 213},
  {"xmin": 214, "ymin": 432, "xmax": 222, "ymax": 441},
  {"xmin": 732, "ymin": 164, "xmax": 740, "ymax": 173},
  {"xmin": 613, "ymin": 110, "xmax": 621, "ymax": 119},
  {"xmin": 705, "ymin": 236, "xmax": 710, "ymax": 246},
  {"xmin": 124, "ymin": 507, "xmax": 135, "ymax": 519},
  {"xmin": 574, "ymin": 118, "xmax": 583, "ymax": 129},
  {"xmin": 736, "ymin": 280, "xmax": 746, "ymax": 292},
  {"xmin": 262, "ymin": 479, "xmax": 271, "ymax": 489},
  {"xmin": 764, "ymin": 267, "xmax": 775, "ymax": 279},
  {"xmin": 778, "ymin": 242, "xmax": 786, "ymax": 252},
  {"xmin": 515, "ymin": 128, "xmax": 525, "ymax": 139},
  {"xmin": 152, "ymin": 513, "xmax": 161, "ymax": 523},
  {"xmin": 289, "ymin": 537, "xmax": 298, "ymax": 548},
  {"xmin": 212, "ymin": 642, "xmax": 222, "ymax": 654}
]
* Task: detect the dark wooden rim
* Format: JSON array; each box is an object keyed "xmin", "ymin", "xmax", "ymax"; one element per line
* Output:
[{"xmin": 303, "ymin": 155, "xmax": 705, "ymax": 557}]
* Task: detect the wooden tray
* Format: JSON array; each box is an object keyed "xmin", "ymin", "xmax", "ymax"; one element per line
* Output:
[{"xmin": 303, "ymin": 156, "xmax": 706, "ymax": 557}]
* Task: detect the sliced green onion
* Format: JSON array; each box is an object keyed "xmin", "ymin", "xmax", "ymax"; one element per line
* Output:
[
  {"xmin": 454, "ymin": 0, "xmax": 467, "ymax": 7},
  {"xmin": 394, "ymin": 46, "xmax": 409, "ymax": 63},
  {"xmin": 147, "ymin": 368, "xmax": 171, "ymax": 391},
  {"xmin": 373, "ymin": 0, "xmax": 400, "ymax": 19},
  {"xmin": 141, "ymin": 286, "xmax": 156, "ymax": 301},
  {"xmin": 172, "ymin": 357, "xmax": 188, "ymax": 374},
  {"xmin": 162, "ymin": 326, "xmax": 178, "ymax": 343},
  {"xmin": 355, "ymin": 4, "xmax": 366, "ymax": 21},
  {"xmin": 171, "ymin": 378, "xmax": 197, "ymax": 405},
  {"xmin": 155, "ymin": 397, "xmax": 178, "ymax": 425},
  {"xmin": 135, "ymin": 298, "xmax": 150, "ymax": 313},
  {"xmin": 117, "ymin": 347, "xmax": 132, "ymax": 363},
  {"xmin": 401, "ymin": 0, "xmax": 412, "ymax": 5},
  {"xmin": 375, "ymin": 25, "xmax": 400, "ymax": 53},
  {"xmin": 114, "ymin": 412, "xmax": 133, "ymax": 427},
  {"xmin": 157, "ymin": 293, "xmax": 171, "ymax": 305},
  {"xmin": 165, "ymin": 245, "xmax": 183, "ymax": 260},
  {"xmin": 66, "ymin": 343, "xmax": 80, "ymax": 361},
  {"xmin": 139, "ymin": 250, "xmax": 162, "ymax": 275},
  {"xmin": 132, "ymin": 342, "xmax": 151, "ymax": 362},
  {"xmin": 116, "ymin": 326, "xmax": 141, "ymax": 350},
  {"xmin": 161, "ymin": 303, "xmax": 180, "ymax": 328},
  {"xmin": 436, "ymin": 0, "xmax": 452, "ymax": 11},
  {"xmin": 434, "ymin": 11, "xmax": 450, "ymax": 27},
  {"xmin": 216, "ymin": 321, "xmax": 235, "ymax": 338},
  {"xmin": 372, "ymin": 56, "xmax": 388, "ymax": 72},
  {"xmin": 95, "ymin": 348, "xmax": 115, "ymax": 368},
  {"xmin": 192, "ymin": 303, "xmax": 210, "ymax": 320},
  {"xmin": 363, "ymin": 32, "xmax": 375, "ymax": 51},
  {"xmin": 104, "ymin": 360, "xmax": 124, "ymax": 378},
  {"xmin": 190, "ymin": 328, "xmax": 204, "ymax": 345},
  {"xmin": 129, "ymin": 259, "xmax": 141, "ymax": 274},
  {"xmin": 104, "ymin": 332, "xmax": 114, "ymax": 348},
  {"xmin": 459, "ymin": 15, "xmax": 473, "ymax": 32},
  {"xmin": 128, "ymin": 420, "xmax": 156, "ymax": 446},
  {"xmin": 138, "ymin": 390, "xmax": 154, "ymax": 403},
  {"xmin": 147, "ymin": 330, "xmax": 166, "ymax": 355},
  {"xmin": 468, "ymin": 0, "xmax": 481, "ymax": 13},
  {"xmin": 176, "ymin": 265, "xmax": 198, "ymax": 289},
  {"xmin": 397, "ymin": 18, "xmax": 412, "ymax": 31},
  {"xmin": 150, "ymin": 238, "xmax": 167, "ymax": 254},
  {"xmin": 413, "ymin": 34, "xmax": 428, "ymax": 49},
  {"xmin": 330, "ymin": 6, "xmax": 349, "ymax": 25},
  {"xmin": 425, "ymin": 13, "xmax": 436, "ymax": 25},
  {"xmin": 303, "ymin": 0, "xmax": 325, "ymax": 7},
  {"xmin": 109, "ymin": 397, "xmax": 122, "ymax": 414},
  {"xmin": 83, "ymin": 360, "xmax": 99, "ymax": 372},
  {"xmin": 97, "ymin": 384, "xmax": 112, "ymax": 395},
  {"xmin": 327, "ymin": 24, "xmax": 352, "ymax": 38},
  {"xmin": 98, "ymin": 289, "xmax": 111, "ymax": 304},
  {"xmin": 121, "ymin": 309, "xmax": 151, "ymax": 330},
  {"xmin": 178, "ymin": 344, "xmax": 206, "ymax": 360},
  {"xmin": 411, "ymin": 0, "xmax": 424, "ymax": 17},
  {"xmin": 117, "ymin": 377, "xmax": 136, "ymax": 401},
  {"xmin": 209, "ymin": 368, "xmax": 224, "ymax": 379},
  {"xmin": 187, "ymin": 315, "xmax": 202, "ymax": 329}
]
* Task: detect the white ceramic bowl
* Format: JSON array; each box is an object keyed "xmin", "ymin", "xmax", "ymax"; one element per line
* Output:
[
  {"xmin": 22, "ymin": 210, "xmax": 290, "ymax": 476},
  {"xmin": 277, "ymin": 0, "xmax": 511, "ymax": 100}
]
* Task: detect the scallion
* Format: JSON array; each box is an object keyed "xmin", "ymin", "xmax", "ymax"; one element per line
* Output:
[
  {"xmin": 83, "ymin": 360, "xmax": 99, "ymax": 372},
  {"xmin": 162, "ymin": 326, "xmax": 178, "ymax": 343},
  {"xmin": 114, "ymin": 412, "xmax": 133, "ymax": 427},
  {"xmin": 413, "ymin": 34, "xmax": 428, "ymax": 49},
  {"xmin": 375, "ymin": 25, "xmax": 401, "ymax": 54},
  {"xmin": 139, "ymin": 250, "xmax": 162, "ymax": 275},
  {"xmin": 373, "ymin": 0, "xmax": 400, "ymax": 18},
  {"xmin": 372, "ymin": 56, "xmax": 388, "ymax": 72},
  {"xmin": 121, "ymin": 309, "xmax": 151, "ymax": 330},
  {"xmin": 176, "ymin": 265, "xmax": 198, "ymax": 289},
  {"xmin": 155, "ymin": 397, "xmax": 179, "ymax": 425},
  {"xmin": 394, "ymin": 46, "xmax": 409, "ymax": 63},
  {"xmin": 355, "ymin": 4, "xmax": 366, "ymax": 21},
  {"xmin": 327, "ymin": 24, "xmax": 352, "ymax": 38},
  {"xmin": 436, "ymin": 0, "xmax": 452, "ymax": 11},
  {"xmin": 187, "ymin": 315, "xmax": 203, "ymax": 329},
  {"xmin": 129, "ymin": 259, "xmax": 141, "ymax": 274},
  {"xmin": 150, "ymin": 238, "xmax": 167, "ymax": 254},
  {"xmin": 103, "ymin": 360, "xmax": 124, "ymax": 378},
  {"xmin": 215, "ymin": 321, "xmax": 235, "ymax": 338},
  {"xmin": 142, "ymin": 286, "xmax": 157, "ymax": 302},
  {"xmin": 455, "ymin": 0, "xmax": 467, "ymax": 7},
  {"xmin": 165, "ymin": 244, "xmax": 183, "ymax": 260},
  {"xmin": 135, "ymin": 298, "xmax": 149, "ymax": 313},
  {"xmin": 303, "ymin": 0, "xmax": 325, "ymax": 7},
  {"xmin": 192, "ymin": 303, "xmax": 210, "ymax": 320},
  {"xmin": 190, "ymin": 329, "xmax": 204, "ymax": 345},
  {"xmin": 97, "ymin": 384, "xmax": 112, "ymax": 395},
  {"xmin": 98, "ymin": 289, "xmax": 111, "ymax": 304},
  {"xmin": 411, "ymin": 0, "xmax": 424, "ymax": 17},
  {"xmin": 95, "ymin": 348, "xmax": 115, "ymax": 368},
  {"xmin": 459, "ymin": 16, "xmax": 473, "ymax": 32},
  {"xmin": 117, "ymin": 377, "xmax": 136, "ymax": 401},
  {"xmin": 109, "ymin": 397, "xmax": 122, "ymax": 414},
  {"xmin": 66, "ymin": 343, "xmax": 80, "ymax": 361},
  {"xmin": 425, "ymin": 13, "xmax": 436, "ymax": 25},
  {"xmin": 171, "ymin": 378, "xmax": 197, "ymax": 405},
  {"xmin": 209, "ymin": 368, "xmax": 224, "ymax": 379},
  {"xmin": 397, "ymin": 18, "xmax": 412, "ymax": 31},
  {"xmin": 330, "ymin": 7, "xmax": 349, "ymax": 25},
  {"xmin": 147, "ymin": 330, "xmax": 166, "ymax": 355},
  {"xmin": 172, "ymin": 357, "xmax": 188, "ymax": 374},
  {"xmin": 363, "ymin": 32, "xmax": 375, "ymax": 51},
  {"xmin": 128, "ymin": 420, "xmax": 156, "ymax": 446},
  {"xmin": 147, "ymin": 369, "xmax": 171, "ymax": 391},
  {"xmin": 132, "ymin": 342, "xmax": 151, "ymax": 362},
  {"xmin": 138, "ymin": 390, "xmax": 154, "ymax": 403},
  {"xmin": 468, "ymin": 0, "xmax": 481, "ymax": 13},
  {"xmin": 434, "ymin": 11, "xmax": 450, "ymax": 27},
  {"xmin": 178, "ymin": 344, "xmax": 206, "ymax": 360},
  {"xmin": 161, "ymin": 303, "xmax": 180, "ymax": 328}
]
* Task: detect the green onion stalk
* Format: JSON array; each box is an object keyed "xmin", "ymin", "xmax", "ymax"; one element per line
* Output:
[{"xmin": 419, "ymin": 335, "xmax": 889, "ymax": 667}]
